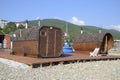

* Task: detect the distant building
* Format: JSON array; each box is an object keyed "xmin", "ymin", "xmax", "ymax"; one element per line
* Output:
[
  {"xmin": 64, "ymin": 32, "xmax": 68, "ymax": 36},
  {"xmin": 15, "ymin": 21, "xmax": 28, "ymax": 29},
  {"xmin": 0, "ymin": 19, "xmax": 8, "ymax": 28},
  {"xmin": 15, "ymin": 21, "xmax": 26, "ymax": 28}
]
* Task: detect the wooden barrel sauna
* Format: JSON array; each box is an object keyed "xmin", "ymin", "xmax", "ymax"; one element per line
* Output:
[
  {"xmin": 73, "ymin": 33, "xmax": 114, "ymax": 55},
  {"xmin": 12, "ymin": 26, "xmax": 63, "ymax": 58}
]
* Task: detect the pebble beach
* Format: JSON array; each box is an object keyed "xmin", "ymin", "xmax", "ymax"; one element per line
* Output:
[
  {"xmin": 0, "ymin": 43, "xmax": 119, "ymax": 80},
  {"xmin": 0, "ymin": 58, "xmax": 120, "ymax": 80}
]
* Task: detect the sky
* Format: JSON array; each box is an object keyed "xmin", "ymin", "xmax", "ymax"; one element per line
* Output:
[{"xmin": 0, "ymin": 0, "xmax": 120, "ymax": 31}]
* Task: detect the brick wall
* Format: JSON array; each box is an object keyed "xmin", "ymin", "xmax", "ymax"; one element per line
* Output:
[{"xmin": 4, "ymin": 34, "xmax": 11, "ymax": 49}]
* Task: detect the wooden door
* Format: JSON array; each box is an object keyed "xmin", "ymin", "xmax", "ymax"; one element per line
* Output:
[
  {"xmin": 47, "ymin": 29, "xmax": 55, "ymax": 57},
  {"xmin": 48, "ymin": 29, "xmax": 62, "ymax": 57},
  {"xmin": 39, "ymin": 28, "xmax": 62, "ymax": 57},
  {"xmin": 39, "ymin": 29, "xmax": 47, "ymax": 57}
]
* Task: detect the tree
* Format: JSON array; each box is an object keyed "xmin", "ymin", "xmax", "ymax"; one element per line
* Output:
[
  {"xmin": 0, "ymin": 27, "xmax": 2, "ymax": 30},
  {"xmin": 18, "ymin": 24, "xmax": 25, "ymax": 29},
  {"xmin": 63, "ymin": 35, "xmax": 74, "ymax": 45},
  {"xmin": 2, "ymin": 22, "xmax": 17, "ymax": 34},
  {"xmin": 0, "ymin": 28, "xmax": 4, "ymax": 35}
]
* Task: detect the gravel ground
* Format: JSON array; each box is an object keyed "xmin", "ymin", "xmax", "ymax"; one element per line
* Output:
[{"xmin": 0, "ymin": 58, "xmax": 120, "ymax": 80}]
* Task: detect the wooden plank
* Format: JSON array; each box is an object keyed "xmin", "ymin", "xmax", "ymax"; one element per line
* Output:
[
  {"xmin": 46, "ymin": 29, "xmax": 48, "ymax": 57},
  {"xmin": 49, "ymin": 62, "xmax": 53, "ymax": 67},
  {"xmin": 54, "ymin": 30, "xmax": 56, "ymax": 56},
  {"xmin": 60, "ymin": 61, "xmax": 64, "ymax": 65},
  {"xmin": 0, "ymin": 50, "xmax": 120, "ymax": 68}
]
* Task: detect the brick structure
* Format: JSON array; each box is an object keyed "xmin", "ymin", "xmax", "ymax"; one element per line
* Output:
[
  {"xmin": 0, "ymin": 34, "xmax": 11, "ymax": 49},
  {"xmin": 4, "ymin": 34, "xmax": 11, "ymax": 49}
]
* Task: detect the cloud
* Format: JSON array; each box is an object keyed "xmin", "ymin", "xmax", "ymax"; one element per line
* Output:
[
  {"xmin": 113, "ymin": 25, "xmax": 120, "ymax": 31},
  {"xmin": 71, "ymin": 16, "xmax": 85, "ymax": 25},
  {"xmin": 108, "ymin": 25, "xmax": 120, "ymax": 31}
]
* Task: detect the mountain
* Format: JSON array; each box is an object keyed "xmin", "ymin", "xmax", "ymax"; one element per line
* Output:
[{"xmin": 28, "ymin": 19, "xmax": 120, "ymax": 40}]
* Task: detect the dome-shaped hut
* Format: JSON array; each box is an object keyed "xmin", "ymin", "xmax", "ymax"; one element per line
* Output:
[
  {"xmin": 12, "ymin": 26, "xmax": 63, "ymax": 58},
  {"xmin": 73, "ymin": 33, "xmax": 114, "ymax": 55}
]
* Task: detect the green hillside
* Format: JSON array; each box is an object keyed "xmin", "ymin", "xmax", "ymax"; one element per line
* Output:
[{"xmin": 28, "ymin": 19, "xmax": 120, "ymax": 40}]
